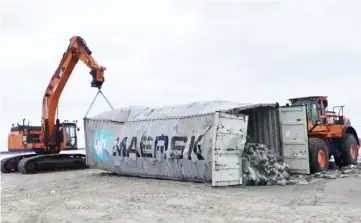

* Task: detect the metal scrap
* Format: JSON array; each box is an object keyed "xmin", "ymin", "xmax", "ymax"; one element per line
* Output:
[
  {"xmin": 242, "ymin": 138, "xmax": 361, "ymax": 186},
  {"xmin": 242, "ymin": 140, "xmax": 306, "ymax": 186}
]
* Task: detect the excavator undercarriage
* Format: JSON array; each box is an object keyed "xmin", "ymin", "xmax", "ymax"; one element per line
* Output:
[{"xmin": 1, "ymin": 153, "xmax": 87, "ymax": 174}]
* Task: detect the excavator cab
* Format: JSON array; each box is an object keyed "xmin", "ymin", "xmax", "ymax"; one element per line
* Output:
[{"xmin": 59, "ymin": 121, "xmax": 79, "ymax": 150}]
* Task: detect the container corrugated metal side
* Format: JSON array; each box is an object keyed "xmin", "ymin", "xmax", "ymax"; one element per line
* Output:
[
  {"xmin": 86, "ymin": 101, "xmax": 280, "ymax": 154},
  {"xmin": 88, "ymin": 102, "xmax": 280, "ymax": 155},
  {"xmin": 84, "ymin": 101, "xmax": 279, "ymax": 183},
  {"xmin": 84, "ymin": 110, "xmax": 250, "ymax": 183}
]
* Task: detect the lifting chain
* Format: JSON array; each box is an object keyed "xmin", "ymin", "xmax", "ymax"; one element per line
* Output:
[{"xmin": 84, "ymin": 89, "xmax": 114, "ymax": 118}]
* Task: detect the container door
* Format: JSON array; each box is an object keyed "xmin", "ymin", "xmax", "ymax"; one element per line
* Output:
[
  {"xmin": 279, "ymin": 105, "xmax": 310, "ymax": 174},
  {"xmin": 212, "ymin": 112, "xmax": 249, "ymax": 187}
]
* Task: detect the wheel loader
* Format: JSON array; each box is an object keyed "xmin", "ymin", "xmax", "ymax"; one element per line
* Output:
[{"xmin": 288, "ymin": 96, "xmax": 360, "ymax": 173}]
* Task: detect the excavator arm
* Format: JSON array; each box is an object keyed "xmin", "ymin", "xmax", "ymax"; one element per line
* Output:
[{"xmin": 42, "ymin": 36, "xmax": 106, "ymax": 150}]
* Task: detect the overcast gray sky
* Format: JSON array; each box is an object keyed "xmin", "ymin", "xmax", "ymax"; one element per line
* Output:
[{"xmin": 1, "ymin": 0, "xmax": 360, "ymax": 150}]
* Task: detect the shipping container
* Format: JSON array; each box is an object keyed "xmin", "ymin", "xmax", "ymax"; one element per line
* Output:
[{"xmin": 84, "ymin": 101, "xmax": 311, "ymax": 186}]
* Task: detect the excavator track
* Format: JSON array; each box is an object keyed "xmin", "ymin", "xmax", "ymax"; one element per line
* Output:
[
  {"xmin": 1, "ymin": 154, "xmax": 39, "ymax": 173},
  {"xmin": 18, "ymin": 153, "xmax": 87, "ymax": 174}
]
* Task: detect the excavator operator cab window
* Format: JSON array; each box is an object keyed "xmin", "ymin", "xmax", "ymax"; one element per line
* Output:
[{"xmin": 63, "ymin": 124, "xmax": 77, "ymax": 148}]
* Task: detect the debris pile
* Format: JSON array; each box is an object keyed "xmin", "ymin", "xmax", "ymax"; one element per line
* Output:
[
  {"xmin": 242, "ymin": 137, "xmax": 361, "ymax": 186},
  {"xmin": 242, "ymin": 138, "xmax": 309, "ymax": 186}
]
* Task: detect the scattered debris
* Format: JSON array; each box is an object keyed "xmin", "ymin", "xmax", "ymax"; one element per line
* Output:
[
  {"xmin": 242, "ymin": 137, "xmax": 361, "ymax": 186},
  {"xmin": 341, "ymin": 169, "xmax": 356, "ymax": 174},
  {"xmin": 314, "ymin": 173, "xmax": 337, "ymax": 179},
  {"xmin": 339, "ymin": 174, "xmax": 350, "ymax": 178}
]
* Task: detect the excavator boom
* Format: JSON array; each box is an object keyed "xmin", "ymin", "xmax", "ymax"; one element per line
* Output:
[{"xmin": 42, "ymin": 36, "xmax": 105, "ymax": 151}]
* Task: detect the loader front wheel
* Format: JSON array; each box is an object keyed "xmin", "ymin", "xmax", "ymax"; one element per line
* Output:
[
  {"xmin": 341, "ymin": 134, "xmax": 358, "ymax": 166},
  {"xmin": 309, "ymin": 138, "xmax": 329, "ymax": 173}
]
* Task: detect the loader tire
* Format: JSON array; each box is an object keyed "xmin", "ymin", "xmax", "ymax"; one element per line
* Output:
[
  {"xmin": 309, "ymin": 137, "xmax": 329, "ymax": 173},
  {"xmin": 340, "ymin": 134, "xmax": 358, "ymax": 166}
]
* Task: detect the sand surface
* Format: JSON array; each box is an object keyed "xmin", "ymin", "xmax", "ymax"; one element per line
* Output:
[{"xmin": 2, "ymin": 164, "xmax": 361, "ymax": 223}]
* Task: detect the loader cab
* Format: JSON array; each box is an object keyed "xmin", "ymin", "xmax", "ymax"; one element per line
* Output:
[
  {"xmin": 61, "ymin": 121, "xmax": 79, "ymax": 149},
  {"xmin": 288, "ymin": 96, "xmax": 329, "ymax": 126}
]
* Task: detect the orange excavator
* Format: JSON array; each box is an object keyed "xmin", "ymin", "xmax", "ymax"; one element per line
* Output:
[{"xmin": 1, "ymin": 36, "xmax": 106, "ymax": 174}]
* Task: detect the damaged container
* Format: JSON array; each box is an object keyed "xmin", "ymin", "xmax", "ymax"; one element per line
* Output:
[{"xmin": 84, "ymin": 101, "xmax": 311, "ymax": 186}]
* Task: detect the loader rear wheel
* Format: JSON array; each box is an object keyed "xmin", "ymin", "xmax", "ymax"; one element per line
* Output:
[
  {"xmin": 309, "ymin": 138, "xmax": 329, "ymax": 173},
  {"xmin": 340, "ymin": 134, "xmax": 358, "ymax": 166}
]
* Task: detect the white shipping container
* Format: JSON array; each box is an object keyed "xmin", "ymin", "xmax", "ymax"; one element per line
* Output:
[
  {"xmin": 85, "ymin": 110, "xmax": 249, "ymax": 186},
  {"xmin": 84, "ymin": 101, "xmax": 312, "ymax": 186}
]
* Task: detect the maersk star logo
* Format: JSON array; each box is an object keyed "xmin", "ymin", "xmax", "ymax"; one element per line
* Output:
[{"xmin": 93, "ymin": 130, "xmax": 113, "ymax": 162}]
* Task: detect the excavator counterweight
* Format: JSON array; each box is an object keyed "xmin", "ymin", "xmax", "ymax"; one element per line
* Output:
[{"xmin": 1, "ymin": 36, "xmax": 106, "ymax": 174}]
